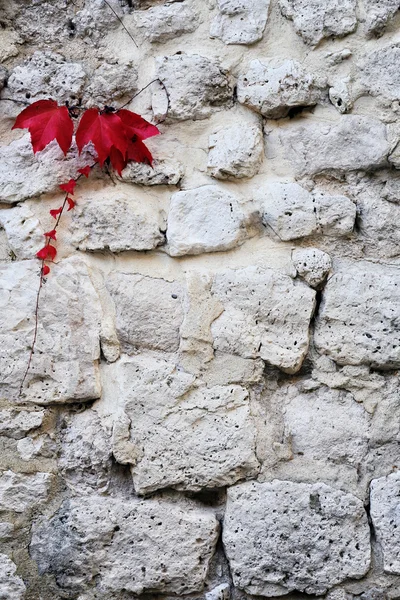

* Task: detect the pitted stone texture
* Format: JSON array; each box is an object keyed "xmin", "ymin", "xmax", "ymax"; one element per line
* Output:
[
  {"xmin": 107, "ymin": 355, "xmax": 259, "ymax": 494},
  {"xmin": 315, "ymin": 260, "xmax": 400, "ymax": 368},
  {"xmin": 73, "ymin": 0, "xmax": 126, "ymax": 41},
  {"xmin": 167, "ymin": 185, "xmax": 250, "ymax": 256},
  {"xmin": 276, "ymin": 116, "xmax": 389, "ymax": 176},
  {"xmin": 0, "ymin": 258, "xmax": 101, "ymax": 404},
  {"xmin": 211, "ymin": 267, "xmax": 316, "ymax": 373},
  {"xmin": 107, "ymin": 272, "xmax": 184, "ymax": 353},
  {"xmin": 0, "ymin": 554, "xmax": 26, "ymax": 600},
  {"xmin": 329, "ymin": 81, "xmax": 353, "ymax": 114},
  {"xmin": 207, "ymin": 122, "xmax": 264, "ymax": 180},
  {"xmin": 279, "ymin": 0, "xmax": 357, "ymax": 45},
  {"xmin": 210, "ymin": 0, "xmax": 270, "ymax": 45},
  {"xmin": 0, "ymin": 410, "xmax": 44, "ymax": 439},
  {"xmin": 0, "ymin": 136, "xmax": 94, "ymax": 204},
  {"xmin": 363, "ymin": 0, "xmax": 400, "ymax": 36},
  {"xmin": 256, "ymin": 183, "xmax": 355, "ymax": 241},
  {"xmin": 357, "ymin": 194, "xmax": 400, "ymax": 258},
  {"xmin": 119, "ymin": 158, "xmax": 185, "ymax": 186},
  {"xmin": 30, "ymin": 495, "xmax": 219, "ymax": 595},
  {"xmin": 70, "ymin": 195, "xmax": 165, "ymax": 252},
  {"xmin": 358, "ymin": 45, "xmax": 400, "ymax": 101},
  {"xmin": 370, "ymin": 472, "xmax": 400, "ymax": 574},
  {"xmin": 0, "ymin": 471, "xmax": 52, "ymax": 512},
  {"xmin": 7, "ymin": 51, "xmax": 86, "ymax": 104},
  {"xmin": 292, "ymin": 248, "xmax": 332, "ymax": 288},
  {"xmin": 223, "ymin": 481, "xmax": 371, "ymax": 596},
  {"xmin": 0, "ymin": 204, "xmax": 44, "ymax": 260},
  {"xmin": 59, "ymin": 409, "xmax": 112, "ymax": 495},
  {"xmin": 135, "ymin": 3, "xmax": 199, "ymax": 42},
  {"xmin": 153, "ymin": 54, "xmax": 232, "ymax": 121},
  {"xmin": 85, "ymin": 62, "xmax": 138, "ymax": 106},
  {"xmin": 237, "ymin": 59, "xmax": 327, "ymax": 119}
]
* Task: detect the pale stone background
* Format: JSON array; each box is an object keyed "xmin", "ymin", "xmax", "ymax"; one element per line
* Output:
[{"xmin": 0, "ymin": 0, "xmax": 400, "ymax": 598}]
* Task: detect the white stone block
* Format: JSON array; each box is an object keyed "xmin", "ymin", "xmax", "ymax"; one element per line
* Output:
[
  {"xmin": 210, "ymin": 0, "xmax": 270, "ymax": 45},
  {"xmin": 0, "ymin": 554, "xmax": 26, "ymax": 600},
  {"xmin": 207, "ymin": 122, "xmax": 264, "ymax": 179},
  {"xmin": 0, "ymin": 471, "xmax": 52, "ymax": 512},
  {"xmin": 370, "ymin": 472, "xmax": 400, "ymax": 574},
  {"xmin": 292, "ymin": 248, "xmax": 332, "ymax": 287}
]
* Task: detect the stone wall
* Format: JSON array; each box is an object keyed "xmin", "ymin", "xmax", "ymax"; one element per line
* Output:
[{"xmin": 0, "ymin": 1, "xmax": 400, "ymax": 599}]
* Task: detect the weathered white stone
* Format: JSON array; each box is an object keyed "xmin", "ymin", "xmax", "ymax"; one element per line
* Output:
[
  {"xmin": 59, "ymin": 409, "xmax": 112, "ymax": 494},
  {"xmin": 223, "ymin": 480, "xmax": 371, "ymax": 595},
  {"xmin": 106, "ymin": 272, "xmax": 184, "ymax": 353},
  {"xmin": 206, "ymin": 583, "xmax": 231, "ymax": 600},
  {"xmin": 315, "ymin": 260, "xmax": 400, "ymax": 368},
  {"xmin": 73, "ymin": 0, "xmax": 124, "ymax": 40},
  {"xmin": 210, "ymin": 0, "xmax": 270, "ymax": 45},
  {"xmin": 135, "ymin": 3, "xmax": 199, "ymax": 42},
  {"xmin": 292, "ymin": 248, "xmax": 332, "ymax": 287},
  {"xmin": 357, "ymin": 194, "xmax": 400, "ymax": 258},
  {"xmin": 0, "ymin": 136, "xmax": 94, "ymax": 204},
  {"xmin": 370, "ymin": 472, "xmax": 400, "ymax": 574},
  {"xmin": 363, "ymin": 0, "xmax": 400, "ymax": 36},
  {"xmin": 0, "ymin": 258, "xmax": 102, "ymax": 404},
  {"xmin": 0, "ymin": 470, "xmax": 52, "ymax": 512},
  {"xmin": 381, "ymin": 177, "xmax": 400, "ymax": 202},
  {"xmin": 358, "ymin": 45, "xmax": 400, "ymax": 101},
  {"xmin": 325, "ymin": 48, "xmax": 352, "ymax": 66},
  {"xmin": 0, "ymin": 523, "xmax": 14, "ymax": 541},
  {"xmin": 237, "ymin": 59, "xmax": 326, "ymax": 118},
  {"xmin": 69, "ymin": 194, "xmax": 165, "ymax": 252},
  {"xmin": 167, "ymin": 185, "xmax": 250, "ymax": 256},
  {"xmin": 279, "ymin": 0, "xmax": 357, "ymax": 45},
  {"xmin": 0, "ymin": 553, "xmax": 26, "ymax": 600},
  {"xmin": 207, "ymin": 122, "xmax": 264, "ymax": 179},
  {"xmin": 211, "ymin": 266, "xmax": 316, "ymax": 373},
  {"xmin": 118, "ymin": 158, "xmax": 185, "ymax": 186},
  {"xmin": 0, "ymin": 409, "xmax": 44, "ymax": 439},
  {"xmin": 17, "ymin": 435, "xmax": 56, "ymax": 461},
  {"xmin": 389, "ymin": 142, "xmax": 400, "ymax": 169},
  {"xmin": 107, "ymin": 355, "xmax": 259, "ymax": 494},
  {"xmin": 314, "ymin": 192, "xmax": 356, "ymax": 236},
  {"xmin": 153, "ymin": 54, "xmax": 232, "ymax": 121},
  {"xmin": 275, "ymin": 116, "xmax": 389, "ymax": 176},
  {"xmin": 30, "ymin": 495, "xmax": 219, "ymax": 594},
  {"xmin": 85, "ymin": 61, "xmax": 138, "ymax": 106},
  {"xmin": 0, "ymin": 204, "xmax": 44, "ymax": 259},
  {"xmin": 329, "ymin": 81, "xmax": 353, "ymax": 114}
]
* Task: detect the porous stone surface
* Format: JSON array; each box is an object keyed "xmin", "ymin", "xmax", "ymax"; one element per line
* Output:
[
  {"xmin": 207, "ymin": 122, "xmax": 264, "ymax": 179},
  {"xmin": 370, "ymin": 473, "xmax": 400, "ymax": 574},
  {"xmin": 363, "ymin": 0, "xmax": 400, "ymax": 36},
  {"xmin": 292, "ymin": 247, "xmax": 332, "ymax": 287},
  {"xmin": 0, "ymin": 204, "xmax": 44, "ymax": 260},
  {"xmin": 0, "ymin": 554, "xmax": 26, "ymax": 600},
  {"xmin": 118, "ymin": 158, "xmax": 185, "ymax": 186},
  {"xmin": 237, "ymin": 59, "xmax": 327, "ymax": 118},
  {"xmin": 30, "ymin": 495, "xmax": 219, "ymax": 595},
  {"xmin": 210, "ymin": 0, "xmax": 271, "ymax": 45},
  {"xmin": 223, "ymin": 480, "xmax": 371, "ymax": 595},
  {"xmin": 0, "ymin": 471, "xmax": 52, "ymax": 512},
  {"xmin": 0, "ymin": 409, "xmax": 44, "ymax": 439},
  {"xmin": 135, "ymin": 3, "xmax": 199, "ymax": 42}
]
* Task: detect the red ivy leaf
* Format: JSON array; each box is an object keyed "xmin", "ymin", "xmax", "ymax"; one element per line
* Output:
[
  {"xmin": 50, "ymin": 207, "xmax": 63, "ymax": 219},
  {"xmin": 76, "ymin": 108, "xmax": 128, "ymax": 166},
  {"xmin": 12, "ymin": 99, "xmax": 73, "ymax": 155},
  {"xmin": 78, "ymin": 166, "xmax": 91, "ymax": 177},
  {"xmin": 36, "ymin": 245, "xmax": 57, "ymax": 261},
  {"xmin": 116, "ymin": 109, "xmax": 160, "ymax": 141},
  {"xmin": 127, "ymin": 138, "xmax": 153, "ymax": 166},
  {"xmin": 44, "ymin": 229, "xmax": 57, "ymax": 240},
  {"xmin": 109, "ymin": 146, "xmax": 128, "ymax": 176},
  {"xmin": 67, "ymin": 197, "xmax": 75, "ymax": 211},
  {"xmin": 60, "ymin": 179, "xmax": 76, "ymax": 195},
  {"xmin": 42, "ymin": 265, "xmax": 50, "ymax": 276}
]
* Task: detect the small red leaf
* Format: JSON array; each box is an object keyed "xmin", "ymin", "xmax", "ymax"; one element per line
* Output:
[
  {"xmin": 50, "ymin": 207, "xmax": 63, "ymax": 219},
  {"xmin": 12, "ymin": 99, "xmax": 74, "ymax": 155},
  {"xmin": 109, "ymin": 146, "xmax": 128, "ymax": 176},
  {"xmin": 59, "ymin": 179, "xmax": 76, "ymax": 195},
  {"xmin": 44, "ymin": 229, "xmax": 57, "ymax": 240},
  {"xmin": 42, "ymin": 265, "xmax": 50, "ymax": 276},
  {"xmin": 76, "ymin": 108, "xmax": 128, "ymax": 167},
  {"xmin": 67, "ymin": 197, "xmax": 75, "ymax": 211},
  {"xmin": 78, "ymin": 166, "xmax": 91, "ymax": 177},
  {"xmin": 117, "ymin": 109, "xmax": 160, "ymax": 141},
  {"xmin": 126, "ymin": 138, "xmax": 154, "ymax": 166},
  {"xmin": 36, "ymin": 245, "xmax": 57, "ymax": 261}
]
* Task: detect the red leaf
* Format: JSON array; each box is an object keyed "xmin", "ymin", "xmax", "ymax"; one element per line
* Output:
[
  {"xmin": 60, "ymin": 179, "xmax": 76, "ymax": 195},
  {"xmin": 116, "ymin": 109, "xmax": 160, "ymax": 141},
  {"xmin": 36, "ymin": 245, "xmax": 57, "ymax": 261},
  {"xmin": 44, "ymin": 229, "xmax": 57, "ymax": 240},
  {"xmin": 12, "ymin": 99, "xmax": 73, "ymax": 155},
  {"xmin": 78, "ymin": 166, "xmax": 91, "ymax": 177},
  {"xmin": 76, "ymin": 108, "xmax": 128, "ymax": 167},
  {"xmin": 50, "ymin": 207, "xmax": 63, "ymax": 219},
  {"xmin": 42, "ymin": 265, "xmax": 50, "ymax": 276},
  {"xmin": 67, "ymin": 197, "xmax": 75, "ymax": 211},
  {"xmin": 127, "ymin": 138, "xmax": 154, "ymax": 166},
  {"xmin": 109, "ymin": 146, "xmax": 128, "ymax": 176}
]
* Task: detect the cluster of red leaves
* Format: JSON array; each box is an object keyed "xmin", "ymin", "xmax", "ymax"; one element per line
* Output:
[{"xmin": 12, "ymin": 99, "xmax": 160, "ymax": 276}]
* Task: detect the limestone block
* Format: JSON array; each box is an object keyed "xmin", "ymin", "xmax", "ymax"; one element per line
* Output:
[
  {"xmin": 7, "ymin": 51, "xmax": 86, "ymax": 104},
  {"xmin": 357, "ymin": 195, "xmax": 400, "ymax": 258},
  {"xmin": 0, "ymin": 136, "xmax": 94, "ymax": 204},
  {"xmin": 167, "ymin": 185, "xmax": 250, "ymax": 256},
  {"xmin": 315, "ymin": 192, "xmax": 356, "ymax": 236},
  {"xmin": 381, "ymin": 178, "xmax": 400, "ymax": 202},
  {"xmin": 276, "ymin": 116, "xmax": 389, "ymax": 176},
  {"xmin": 17, "ymin": 435, "xmax": 56, "ymax": 461},
  {"xmin": 211, "ymin": 266, "xmax": 316, "ymax": 373},
  {"xmin": 292, "ymin": 248, "xmax": 332, "ymax": 287},
  {"xmin": 85, "ymin": 62, "xmax": 138, "ymax": 105},
  {"xmin": 107, "ymin": 355, "xmax": 259, "ymax": 494},
  {"xmin": 358, "ymin": 45, "xmax": 400, "ymax": 101},
  {"xmin": 0, "ymin": 409, "xmax": 44, "ymax": 439},
  {"xmin": 315, "ymin": 260, "xmax": 400, "ymax": 368},
  {"xmin": 135, "ymin": 3, "xmax": 199, "ymax": 42},
  {"xmin": 237, "ymin": 59, "xmax": 326, "ymax": 118},
  {"xmin": 370, "ymin": 472, "xmax": 400, "ymax": 574},
  {"xmin": 0, "ymin": 471, "xmax": 52, "ymax": 512},
  {"xmin": 70, "ymin": 195, "xmax": 165, "ymax": 252},
  {"xmin": 329, "ymin": 81, "xmax": 353, "ymax": 114},
  {"xmin": 279, "ymin": 0, "xmax": 357, "ymax": 46},
  {"xmin": 0, "ymin": 204, "xmax": 44, "ymax": 260},
  {"xmin": 206, "ymin": 583, "xmax": 231, "ymax": 600},
  {"xmin": 118, "ymin": 158, "xmax": 185, "ymax": 186},
  {"xmin": 0, "ymin": 554, "xmax": 26, "ymax": 600},
  {"xmin": 30, "ymin": 495, "xmax": 219, "ymax": 594},
  {"xmin": 363, "ymin": 0, "xmax": 400, "ymax": 36},
  {"xmin": 106, "ymin": 272, "xmax": 184, "ymax": 353},
  {"xmin": 0, "ymin": 258, "xmax": 102, "ymax": 404},
  {"xmin": 207, "ymin": 122, "xmax": 264, "ymax": 179},
  {"xmin": 223, "ymin": 480, "xmax": 371, "ymax": 595},
  {"xmin": 73, "ymin": 0, "xmax": 124, "ymax": 40},
  {"xmin": 210, "ymin": 0, "xmax": 270, "ymax": 45},
  {"xmin": 58, "ymin": 409, "xmax": 112, "ymax": 494},
  {"xmin": 153, "ymin": 54, "xmax": 232, "ymax": 121}
]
